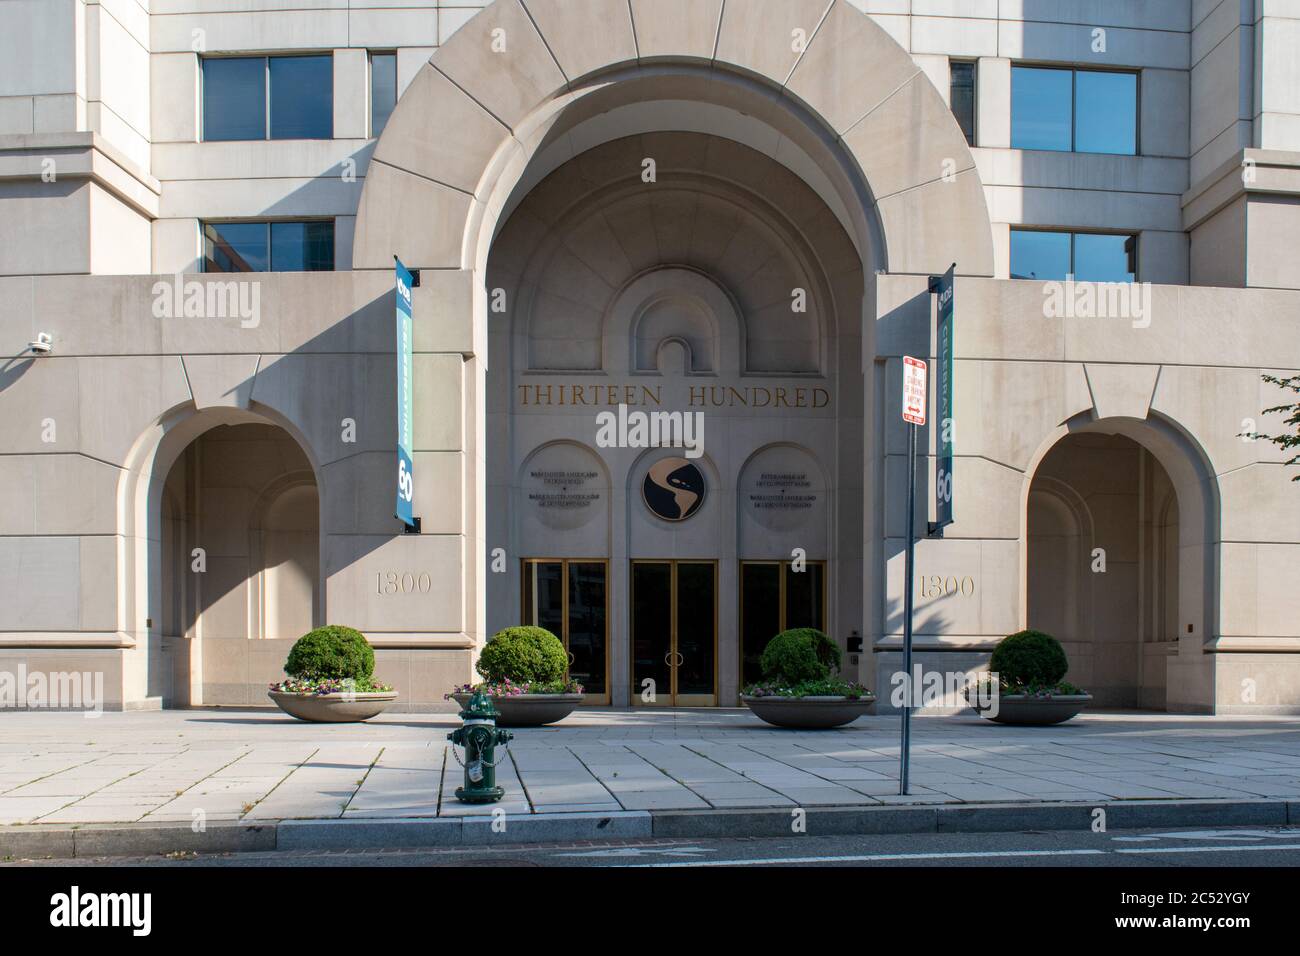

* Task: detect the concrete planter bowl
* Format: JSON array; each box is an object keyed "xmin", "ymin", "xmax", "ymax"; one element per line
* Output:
[
  {"xmin": 268, "ymin": 690, "xmax": 398, "ymax": 723},
  {"xmin": 450, "ymin": 693, "xmax": 582, "ymax": 728},
  {"xmin": 971, "ymin": 693, "xmax": 1093, "ymax": 726},
  {"xmin": 741, "ymin": 694, "xmax": 877, "ymax": 729}
]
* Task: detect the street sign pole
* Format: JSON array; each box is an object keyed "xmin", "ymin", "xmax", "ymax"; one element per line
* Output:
[
  {"xmin": 901, "ymin": 418, "xmax": 917, "ymax": 795},
  {"xmin": 899, "ymin": 356, "xmax": 927, "ymax": 796}
]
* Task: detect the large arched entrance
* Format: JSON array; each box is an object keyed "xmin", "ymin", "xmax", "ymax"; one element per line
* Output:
[
  {"xmin": 148, "ymin": 412, "xmax": 322, "ymax": 707},
  {"xmin": 1024, "ymin": 417, "xmax": 1216, "ymax": 711},
  {"xmin": 350, "ymin": 0, "xmax": 996, "ymax": 704},
  {"xmin": 486, "ymin": 131, "xmax": 861, "ymax": 705}
]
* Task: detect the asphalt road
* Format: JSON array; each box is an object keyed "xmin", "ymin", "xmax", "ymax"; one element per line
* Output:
[{"xmin": 8, "ymin": 825, "xmax": 1300, "ymax": 867}]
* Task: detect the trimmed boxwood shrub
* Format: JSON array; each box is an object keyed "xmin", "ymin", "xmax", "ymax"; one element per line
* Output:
[
  {"xmin": 284, "ymin": 625, "xmax": 375, "ymax": 681},
  {"xmin": 989, "ymin": 629, "xmax": 1069, "ymax": 687},
  {"xmin": 759, "ymin": 628, "xmax": 841, "ymax": 685},
  {"xmin": 477, "ymin": 626, "xmax": 568, "ymax": 684}
]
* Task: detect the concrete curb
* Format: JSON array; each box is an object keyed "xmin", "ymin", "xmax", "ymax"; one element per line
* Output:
[{"xmin": 2, "ymin": 800, "xmax": 1296, "ymax": 860}]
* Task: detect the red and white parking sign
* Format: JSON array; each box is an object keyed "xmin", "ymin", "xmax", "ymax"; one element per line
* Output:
[{"xmin": 902, "ymin": 356, "xmax": 928, "ymax": 425}]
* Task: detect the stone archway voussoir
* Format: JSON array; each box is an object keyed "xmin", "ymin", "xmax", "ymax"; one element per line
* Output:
[
  {"xmin": 353, "ymin": 162, "xmax": 472, "ymax": 270},
  {"xmin": 841, "ymin": 72, "xmax": 977, "ymax": 204},
  {"xmin": 628, "ymin": 0, "xmax": 725, "ymax": 62},
  {"xmin": 371, "ymin": 64, "xmax": 511, "ymax": 196},
  {"xmin": 520, "ymin": 0, "xmax": 637, "ymax": 79},
  {"xmin": 876, "ymin": 168, "xmax": 994, "ymax": 276},
  {"xmin": 431, "ymin": 0, "xmax": 568, "ymax": 131},
  {"xmin": 785, "ymin": 0, "xmax": 922, "ymax": 136},
  {"xmin": 715, "ymin": 0, "xmax": 835, "ymax": 87}
]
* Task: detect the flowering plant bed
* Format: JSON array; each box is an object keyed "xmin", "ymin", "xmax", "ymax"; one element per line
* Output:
[
  {"xmin": 743, "ymin": 678, "xmax": 872, "ymax": 700},
  {"xmin": 741, "ymin": 630, "xmax": 875, "ymax": 728},
  {"xmin": 447, "ymin": 678, "xmax": 583, "ymax": 698},
  {"xmin": 272, "ymin": 676, "xmax": 394, "ymax": 696},
  {"xmin": 267, "ymin": 626, "xmax": 397, "ymax": 723},
  {"xmin": 451, "ymin": 627, "xmax": 586, "ymax": 726},
  {"xmin": 967, "ymin": 630, "xmax": 1092, "ymax": 725}
]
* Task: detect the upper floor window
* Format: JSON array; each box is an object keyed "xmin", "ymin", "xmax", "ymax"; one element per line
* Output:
[
  {"xmin": 370, "ymin": 52, "xmax": 397, "ymax": 138},
  {"xmin": 1011, "ymin": 66, "xmax": 1137, "ymax": 155},
  {"xmin": 202, "ymin": 54, "xmax": 333, "ymax": 141},
  {"xmin": 203, "ymin": 220, "xmax": 335, "ymax": 273},
  {"xmin": 1010, "ymin": 229, "xmax": 1136, "ymax": 282},
  {"xmin": 950, "ymin": 61, "xmax": 976, "ymax": 146}
]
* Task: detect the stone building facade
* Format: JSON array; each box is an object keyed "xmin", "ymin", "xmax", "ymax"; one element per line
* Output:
[{"xmin": 0, "ymin": 1, "xmax": 1297, "ymax": 712}]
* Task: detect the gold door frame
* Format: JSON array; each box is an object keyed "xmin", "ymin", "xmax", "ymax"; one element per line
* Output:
[
  {"xmin": 738, "ymin": 559, "xmax": 829, "ymax": 689},
  {"xmin": 520, "ymin": 558, "xmax": 611, "ymax": 705},
  {"xmin": 629, "ymin": 559, "xmax": 718, "ymax": 707}
]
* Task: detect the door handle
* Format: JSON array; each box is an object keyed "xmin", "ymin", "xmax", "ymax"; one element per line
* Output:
[
  {"xmin": 567, "ymin": 650, "xmax": 575, "ymax": 665},
  {"xmin": 664, "ymin": 651, "xmax": 674, "ymax": 667},
  {"xmin": 673, "ymin": 651, "xmax": 685, "ymax": 667}
]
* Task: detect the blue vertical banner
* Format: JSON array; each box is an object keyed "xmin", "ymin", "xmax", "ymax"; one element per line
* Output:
[
  {"xmin": 932, "ymin": 264, "xmax": 955, "ymax": 533},
  {"xmin": 394, "ymin": 257, "xmax": 415, "ymax": 527}
]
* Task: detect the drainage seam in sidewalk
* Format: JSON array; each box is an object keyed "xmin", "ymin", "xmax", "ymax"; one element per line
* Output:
[
  {"xmin": 340, "ymin": 747, "xmax": 385, "ymax": 817},
  {"xmin": 237, "ymin": 746, "xmax": 321, "ymax": 822}
]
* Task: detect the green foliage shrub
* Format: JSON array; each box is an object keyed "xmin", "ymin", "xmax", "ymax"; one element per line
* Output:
[
  {"xmin": 477, "ymin": 626, "xmax": 568, "ymax": 684},
  {"xmin": 759, "ymin": 628, "xmax": 841, "ymax": 684},
  {"xmin": 989, "ymin": 629, "xmax": 1069, "ymax": 687},
  {"xmin": 284, "ymin": 626, "xmax": 375, "ymax": 681}
]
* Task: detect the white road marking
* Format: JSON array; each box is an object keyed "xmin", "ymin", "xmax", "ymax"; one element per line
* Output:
[
  {"xmin": 631, "ymin": 849, "xmax": 1106, "ymax": 866},
  {"xmin": 1115, "ymin": 843, "xmax": 1300, "ymax": 855},
  {"xmin": 1115, "ymin": 828, "xmax": 1300, "ymax": 843},
  {"xmin": 556, "ymin": 845, "xmax": 716, "ymax": 858},
  {"xmin": 625, "ymin": 842, "xmax": 1300, "ymax": 867}
]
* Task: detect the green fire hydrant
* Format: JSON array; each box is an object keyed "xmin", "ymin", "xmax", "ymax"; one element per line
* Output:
[{"xmin": 447, "ymin": 690, "xmax": 513, "ymax": 803}]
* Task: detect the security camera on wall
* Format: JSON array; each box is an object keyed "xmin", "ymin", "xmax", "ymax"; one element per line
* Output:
[{"xmin": 27, "ymin": 332, "xmax": 52, "ymax": 354}]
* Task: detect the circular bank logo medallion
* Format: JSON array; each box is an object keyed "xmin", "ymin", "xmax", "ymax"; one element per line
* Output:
[{"xmin": 642, "ymin": 457, "xmax": 706, "ymax": 522}]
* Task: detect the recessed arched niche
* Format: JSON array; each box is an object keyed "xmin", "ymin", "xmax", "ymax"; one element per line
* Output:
[
  {"xmin": 614, "ymin": 268, "xmax": 738, "ymax": 376},
  {"xmin": 737, "ymin": 444, "xmax": 829, "ymax": 557},
  {"xmin": 516, "ymin": 441, "xmax": 611, "ymax": 556}
]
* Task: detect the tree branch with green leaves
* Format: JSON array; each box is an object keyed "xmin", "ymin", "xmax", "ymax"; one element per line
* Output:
[{"xmin": 1245, "ymin": 374, "xmax": 1300, "ymax": 481}]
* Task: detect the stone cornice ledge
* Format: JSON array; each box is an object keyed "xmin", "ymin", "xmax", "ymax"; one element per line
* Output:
[
  {"xmin": 0, "ymin": 132, "xmax": 161, "ymax": 219},
  {"xmin": 367, "ymin": 633, "xmax": 477, "ymax": 650},
  {"xmin": 1206, "ymin": 636, "xmax": 1300, "ymax": 653},
  {"xmin": 0, "ymin": 632, "xmax": 134, "ymax": 649},
  {"xmin": 1182, "ymin": 148, "xmax": 1300, "ymax": 231}
]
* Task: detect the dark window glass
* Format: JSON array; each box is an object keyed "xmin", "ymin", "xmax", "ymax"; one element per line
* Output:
[
  {"xmin": 1075, "ymin": 70, "xmax": 1137, "ymax": 155},
  {"xmin": 269, "ymin": 55, "xmax": 333, "ymax": 139},
  {"xmin": 1012, "ymin": 66, "xmax": 1137, "ymax": 155},
  {"xmin": 1010, "ymin": 230, "xmax": 1071, "ymax": 280},
  {"xmin": 1012, "ymin": 229, "xmax": 1138, "ymax": 281},
  {"xmin": 1012, "ymin": 66, "xmax": 1073, "ymax": 151},
  {"xmin": 950, "ymin": 61, "xmax": 976, "ymax": 146},
  {"xmin": 202, "ymin": 57, "xmax": 266, "ymax": 142},
  {"xmin": 784, "ymin": 563, "xmax": 825, "ymax": 634},
  {"xmin": 1074, "ymin": 232, "xmax": 1137, "ymax": 283},
  {"xmin": 203, "ymin": 222, "xmax": 268, "ymax": 272},
  {"xmin": 270, "ymin": 220, "xmax": 335, "ymax": 271},
  {"xmin": 567, "ymin": 563, "xmax": 607, "ymax": 696},
  {"xmin": 740, "ymin": 564, "xmax": 780, "ymax": 686},
  {"xmin": 370, "ymin": 52, "xmax": 397, "ymax": 138},
  {"xmin": 203, "ymin": 220, "xmax": 334, "ymax": 272}
]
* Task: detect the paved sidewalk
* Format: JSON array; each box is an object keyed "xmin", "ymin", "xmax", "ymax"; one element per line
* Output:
[{"xmin": 3, "ymin": 709, "xmax": 1300, "ymax": 828}]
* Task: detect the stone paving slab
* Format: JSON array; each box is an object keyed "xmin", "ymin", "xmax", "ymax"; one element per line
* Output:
[{"xmin": 1, "ymin": 709, "xmax": 1300, "ymax": 830}]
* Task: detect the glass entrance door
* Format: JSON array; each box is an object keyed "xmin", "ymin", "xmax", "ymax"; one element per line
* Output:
[
  {"xmin": 521, "ymin": 559, "xmax": 609, "ymax": 704},
  {"xmin": 630, "ymin": 560, "xmax": 717, "ymax": 706}
]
